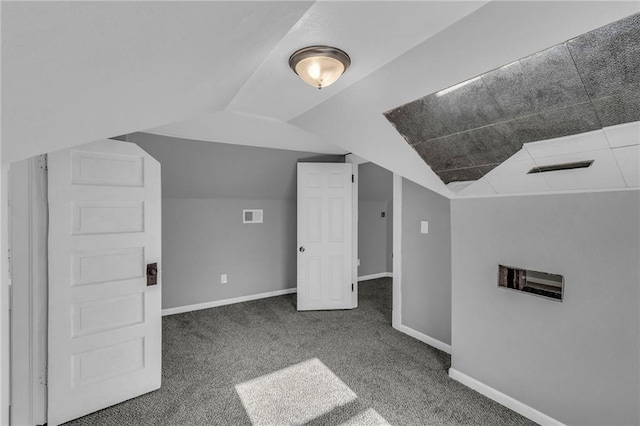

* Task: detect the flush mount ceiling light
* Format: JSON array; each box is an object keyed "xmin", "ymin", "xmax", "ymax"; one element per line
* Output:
[{"xmin": 289, "ymin": 46, "xmax": 350, "ymax": 90}]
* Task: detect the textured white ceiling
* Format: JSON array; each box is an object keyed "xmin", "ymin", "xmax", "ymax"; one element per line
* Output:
[
  {"xmin": 2, "ymin": 1, "xmax": 638, "ymax": 199},
  {"xmin": 147, "ymin": 111, "xmax": 348, "ymax": 155},
  {"xmin": 227, "ymin": 1, "xmax": 487, "ymax": 122},
  {"xmin": 458, "ymin": 122, "xmax": 640, "ymax": 197},
  {"xmin": 1, "ymin": 1, "xmax": 312, "ymax": 162},
  {"xmin": 291, "ymin": 1, "xmax": 638, "ymax": 197}
]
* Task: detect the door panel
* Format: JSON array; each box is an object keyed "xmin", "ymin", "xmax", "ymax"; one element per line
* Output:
[
  {"xmin": 48, "ymin": 139, "xmax": 161, "ymax": 425},
  {"xmin": 297, "ymin": 163, "xmax": 353, "ymax": 311}
]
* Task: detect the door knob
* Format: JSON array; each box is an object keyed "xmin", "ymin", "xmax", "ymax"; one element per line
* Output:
[
  {"xmin": 299, "ymin": 246, "xmax": 305, "ymax": 253},
  {"xmin": 147, "ymin": 263, "xmax": 158, "ymax": 286}
]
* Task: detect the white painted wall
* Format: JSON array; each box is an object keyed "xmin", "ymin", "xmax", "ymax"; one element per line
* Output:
[
  {"xmin": 147, "ymin": 111, "xmax": 347, "ymax": 156},
  {"xmin": 450, "ymin": 190, "xmax": 640, "ymax": 425}
]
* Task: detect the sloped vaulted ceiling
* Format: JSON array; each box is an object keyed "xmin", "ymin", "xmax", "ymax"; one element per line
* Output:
[{"xmin": 384, "ymin": 13, "xmax": 639, "ymax": 184}]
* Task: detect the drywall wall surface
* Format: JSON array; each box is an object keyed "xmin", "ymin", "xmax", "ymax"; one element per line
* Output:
[
  {"xmin": 130, "ymin": 134, "xmax": 345, "ymax": 310},
  {"xmin": 401, "ymin": 179, "xmax": 451, "ymax": 344},
  {"xmin": 450, "ymin": 190, "xmax": 640, "ymax": 425},
  {"xmin": 162, "ymin": 198, "xmax": 296, "ymax": 309},
  {"xmin": 358, "ymin": 162, "xmax": 393, "ymax": 277},
  {"xmin": 359, "ymin": 162, "xmax": 393, "ymax": 202},
  {"xmin": 358, "ymin": 200, "xmax": 388, "ymax": 277},
  {"xmin": 130, "ymin": 132, "xmax": 342, "ymax": 200}
]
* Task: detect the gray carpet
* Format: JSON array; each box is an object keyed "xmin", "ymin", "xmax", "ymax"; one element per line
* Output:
[{"xmin": 65, "ymin": 278, "xmax": 534, "ymax": 425}]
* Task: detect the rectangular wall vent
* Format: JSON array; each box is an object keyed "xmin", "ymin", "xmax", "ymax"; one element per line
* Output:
[
  {"xmin": 527, "ymin": 160, "xmax": 594, "ymax": 174},
  {"xmin": 498, "ymin": 265, "xmax": 564, "ymax": 301},
  {"xmin": 243, "ymin": 209, "xmax": 263, "ymax": 224}
]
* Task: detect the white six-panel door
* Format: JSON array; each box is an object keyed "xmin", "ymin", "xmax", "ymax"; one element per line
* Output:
[
  {"xmin": 297, "ymin": 163, "xmax": 354, "ymax": 311},
  {"xmin": 47, "ymin": 140, "xmax": 161, "ymax": 425}
]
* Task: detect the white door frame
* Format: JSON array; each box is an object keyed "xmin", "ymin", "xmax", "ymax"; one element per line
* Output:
[
  {"xmin": 8, "ymin": 156, "xmax": 48, "ymax": 425},
  {"xmin": 392, "ymin": 173, "xmax": 402, "ymax": 330},
  {"xmin": 346, "ymin": 156, "xmax": 400, "ymax": 327},
  {"xmin": 348, "ymin": 158, "xmax": 399, "ymax": 327},
  {"xmin": 345, "ymin": 154, "xmax": 368, "ymax": 309}
]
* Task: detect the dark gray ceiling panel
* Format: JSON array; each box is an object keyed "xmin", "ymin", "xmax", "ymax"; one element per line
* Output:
[
  {"xmin": 423, "ymin": 77, "xmax": 504, "ymax": 135},
  {"xmin": 414, "ymin": 137, "xmax": 475, "ymax": 171},
  {"xmin": 505, "ymin": 102, "xmax": 599, "ymax": 145},
  {"xmin": 384, "ymin": 13, "xmax": 640, "ymax": 184},
  {"xmin": 436, "ymin": 167, "xmax": 484, "ymax": 184},
  {"xmin": 518, "ymin": 44, "xmax": 590, "ymax": 111},
  {"xmin": 383, "ymin": 98, "xmax": 449, "ymax": 144},
  {"xmin": 567, "ymin": 13, "xmax": 640, "ymax": 99},
  {"xmin": 462, "ymin": 122, "xmax": 524, "ymax": 167},
  {"xmin": 481, "ymin": 61, "xmax": 537, "ymax": 120},
  {"xmin": 593, "ymin": 86, "xmax": 640, "ymax": 127}
]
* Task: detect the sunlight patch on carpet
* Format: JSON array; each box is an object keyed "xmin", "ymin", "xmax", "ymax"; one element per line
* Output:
[
  {"xmin": 235, "ymin": 358, "xmax": 358, "ymax": 425},
  {"xmin": 340, "ymin": 408, "xmax": 390, "ymax": 425}
]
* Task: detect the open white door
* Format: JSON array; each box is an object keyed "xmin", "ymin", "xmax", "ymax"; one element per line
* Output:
[
  {"xmin": 47, "ymin": 139, "xmax": 161, "ymax": 425},
  {"xmin": 297, "ymin": 163, "xmax": 354, "ymax": 311}
]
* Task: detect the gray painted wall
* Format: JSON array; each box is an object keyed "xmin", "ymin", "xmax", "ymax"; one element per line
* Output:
[
  {"xmin": 129, "ymin": 133, "xmax": 342, "ymax": 309},
  {"xmin": 451, "ymin": 190, "xmax": 640, "ymax": 425},
  {"xmin": 162, "ymin": 198, "xmax": 296, "ymax": 309},
  {"xmin": 401, "ymin": 179, "xmax": 451, "ymax": 344},
  {"xmin": 130, "ymin": 132, "xmax": 342, "ymax": 199},
  {"xmin": 358, "ymin": 200, "xmax": 388, "ymax": 277},
  {"xmin": 359, "ymin": 162, "xmax": 393, "ymax": 202},
  {"xmin": 358, "ymin": 162, "xmax": 393, "ymax": 277}
]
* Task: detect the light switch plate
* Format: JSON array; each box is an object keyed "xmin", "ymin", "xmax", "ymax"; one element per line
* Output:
[
  {"xmin": 243, "ymin": 209, "xmax": 263, "ymax": 224},
  {"xmin": 421, "ymin": 221, "xmax": 429, "ymax": 234}
]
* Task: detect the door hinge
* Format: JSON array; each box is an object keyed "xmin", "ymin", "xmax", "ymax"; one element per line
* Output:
[
  {"xmin": 7, "ymin": 248, "xmax": 12, "ymax": 313},
  {"xmin": 351, "ymin": 174, "xmax": 355, "ymax": 183},
  {"xmin": 38, "ymin": 154, "xmax": 48, "ymax": 171},
  {"xmin": 351, "ymin": 283, "xmax": 354, "ymax": 292},
  {"xmin": 7, "ymin": 248, "xmax": 12, "ymax": 281}
]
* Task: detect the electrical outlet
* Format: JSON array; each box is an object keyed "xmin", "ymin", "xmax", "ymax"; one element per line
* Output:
[{"xmin": 221, "ymin": 274, "xmax": 227, "ymax": 284}]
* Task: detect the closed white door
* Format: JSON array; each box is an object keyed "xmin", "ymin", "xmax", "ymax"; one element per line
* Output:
[
  {"xmin": 297, "ymin": 163, "xmax": 354, "ymax": 311},
  {"xmin": 47, "ymin": 139, "xmax": 161, "ymax": 425}
]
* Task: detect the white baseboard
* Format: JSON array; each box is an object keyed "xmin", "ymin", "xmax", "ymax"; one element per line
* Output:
[
  {"xmin": 396, "ymin": 324, "xmax": 451, "ymax": 354},
  {"xmin": 162, "ymin": 287, "xmax": 297, "ymax": 316},
  {"xmin": 357, "ymin": 272, "xmax": 393, "ymax": 281},
  {"xmin": 448, "ymin": 368, "xmax": 565, "ymax": 426}
]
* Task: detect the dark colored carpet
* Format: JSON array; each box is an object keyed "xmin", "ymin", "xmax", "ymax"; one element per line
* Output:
[{"xmin": 65, "ymin": 278, "xmax": 534, "ymax": 425}]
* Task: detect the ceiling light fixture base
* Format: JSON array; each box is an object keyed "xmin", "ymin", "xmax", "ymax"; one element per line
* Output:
[{"xmin": 289, "ymin": 45, "xmax": 351, "ymax": 90}]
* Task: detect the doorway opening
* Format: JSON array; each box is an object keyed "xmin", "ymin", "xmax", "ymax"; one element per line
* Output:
[{"xmin": 356, "ymin": 162, "xmax": 393, "ymax": 324}]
